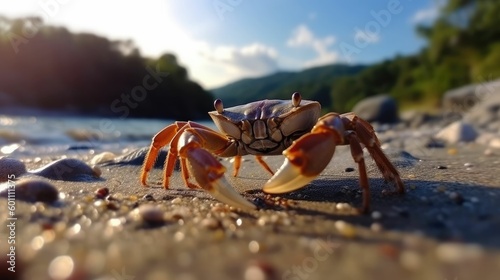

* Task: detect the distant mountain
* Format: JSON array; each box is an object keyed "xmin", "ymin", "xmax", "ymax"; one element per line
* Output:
[{"xmin": 210, "ymin": 64, "xmax": 366, "ymax": 109}]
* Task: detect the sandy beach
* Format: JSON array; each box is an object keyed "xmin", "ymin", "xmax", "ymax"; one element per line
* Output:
[{"xmin": 1, "ymin": 139, "xmax": 500, "ymax": 280}]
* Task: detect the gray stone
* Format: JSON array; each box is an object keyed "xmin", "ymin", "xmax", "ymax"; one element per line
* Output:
[
  {"xmin": 443, "ymin": 79, "xmax": 500, "ymax": 113},
  {"xmin": 0, "ymin": 179, "xmax": 58, "ymax": 203},
  {"xmin": 352, "ymin": 95, "xmax": 399, "ymax": 124},
  {"xmin": 463, "ymin": 86, "xmax": 500, "ymax": 131},
  {"xmin": 436, "ymin": 121, "xmax": 478, "ymax": 144}
]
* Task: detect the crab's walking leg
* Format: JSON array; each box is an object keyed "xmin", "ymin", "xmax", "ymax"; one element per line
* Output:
[
  {"xmin": 348, "ymin": 114, "xmax": 405, "ymax": 194},
  {"xmin": 141, "ymin": 121, "xmax": 189, "ymax": 185},
  {"xmin": 255, "ymin": 156, "xmax": 275, "ymax": 175},
  {"xmin": 232, "ymin": 155, "xmax": 242, "ymax": 177},
  {"xmin": 346, "ymin": 133, "xmax": 371, "ymax": 213}
]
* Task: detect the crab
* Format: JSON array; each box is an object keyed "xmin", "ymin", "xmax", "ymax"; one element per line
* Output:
[{"xmin": 140, "ymin": 92, "xmax": 404, "ymax": 213}]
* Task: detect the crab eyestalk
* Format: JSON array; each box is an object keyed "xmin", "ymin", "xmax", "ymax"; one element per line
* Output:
[
  {"xmin": 214, "ymin": 99, "xmax": 224, "ymax": 114},
  {"xmin": 292, "ymin": 92, "xmax": 301, "ymax": 107}
]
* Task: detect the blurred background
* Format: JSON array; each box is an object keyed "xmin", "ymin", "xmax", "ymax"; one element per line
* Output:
[{"xmin": 0, "ymin": 0, "xmax": 499, "ymax": 120}]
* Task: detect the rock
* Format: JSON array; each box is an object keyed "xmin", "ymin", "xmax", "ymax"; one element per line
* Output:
[
  {"xmin": 435, "ymin": 121, "xmax": 478, "ymax": 144},
  {"xmin": 30, "ymin": 158, "xmax": 100, "ymax": 181},
  {"xmin": 400, "ymin": 110, "xmax": 433, "ymax": 128},
  {"xmin": 104, "ymin": 147, "xmax": 168, "ymax": 168},
  {"xmin": 490, "ymin": 138, "xmax": 500, "ymax": 148},
  {"xmin": 463, "ymin": 85, "xmax": 500, "ymax": 131},
  {"xmin": 443, "ymin": 84, "xmax": 482, "ymax": 113},
  {"xmin": 90, "ymin": 152, "xmax": 116, "ymax": 165},
  {"xmin": 0, "ymin": 179, "xmax": 59, "ymax": 203},
  {"xmin": 0, "ymin": 157, "xmax": 27, "ymax": 182},
  {"xmin": 352, "ymin": 95, "xmax": 399, "ymax": 124}
]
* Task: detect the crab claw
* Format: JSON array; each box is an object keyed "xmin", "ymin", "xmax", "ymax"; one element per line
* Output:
[
  {"xmin": 263, "ymin": 131, "xmax": 337, "ymax": 194},
  {"xmin": 185, "ymin": 146, "xmax": 256, "ymax": 210}
]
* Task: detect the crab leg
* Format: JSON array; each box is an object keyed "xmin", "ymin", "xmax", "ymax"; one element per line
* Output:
[
  {"xmin": 345, "ymin": 132, "xmax": 371, "ymax": 213},
  {"xmin": 141, "ymin": 121, "xmax": 189, "ymax": 186},
  {"xmin": 350, "ymin": 115, "xmax": 404, "ymax": 194}
]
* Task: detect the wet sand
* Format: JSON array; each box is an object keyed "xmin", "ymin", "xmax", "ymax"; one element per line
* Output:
[{"xmin": 1, "ymin": 143, "xmax": 500, "ymax": 280}]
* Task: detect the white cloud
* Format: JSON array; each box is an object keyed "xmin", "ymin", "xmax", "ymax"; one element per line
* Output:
[
  {"xmin": 411, "ymin": 0, "xmax": 445, "ymax": 24},
  {"xmin": 287, "ymin": 24, "xmax": 339, "ymax": 68},
  {"xmin": 354, "ymin": 28, "xmax": 380, "ymax": 44},
  {"xmin": 200, "ymin": 43, "xmax": 279, "ymax": 83}
]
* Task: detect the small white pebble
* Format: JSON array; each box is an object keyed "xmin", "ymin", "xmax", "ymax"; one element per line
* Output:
[
  {"xmin": 90, "ymin": 152, "xmax": 116, "ymax": 165},
  {"xmin": 464, "ymin": 162, "xmax": 473, "ymax": 168},
  {"xmin": 248, "ymin": 240, "xmax": 260, "ymax": 253},
  {"xmin": 335, "ymin": 221, "xmax": 356, "ymax": 238},
  {"xmin": 171, "ymin": 197, "xmax": 182, "ymax": 204},
  {"xmin": 371, "ymin": 211, "xmax": 383, "ymax": 220}
]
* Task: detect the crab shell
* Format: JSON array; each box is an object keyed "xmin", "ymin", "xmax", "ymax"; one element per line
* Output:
[{"xmin": 208, "ymin": 96, "xmax": 321, "ymax": 156}]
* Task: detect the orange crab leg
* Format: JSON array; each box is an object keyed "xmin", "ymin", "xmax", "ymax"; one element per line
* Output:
[
  {"xmin": 141, "ymin": 121, "xmax": 189, "ymax": 185},
  {"xmin": 346, "ymin": 132, "xmax": 371, "ymax": 213},
  {"xmin": 232, "ymin": 155, "xmax": 242, "ymax": 177},
  {"xmin": 255, "ymin": 156, "xmax": 274, "ymax": 176}
]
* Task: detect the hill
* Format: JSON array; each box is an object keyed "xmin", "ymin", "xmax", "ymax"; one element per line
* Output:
[{"xmin": 210, "ymin": 64, "xmax": 366, "ymax": 111}]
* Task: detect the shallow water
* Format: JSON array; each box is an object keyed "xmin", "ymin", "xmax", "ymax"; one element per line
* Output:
[{"xmin": 0, "ymin": 114, "xmax": 214, "ymax": 157}]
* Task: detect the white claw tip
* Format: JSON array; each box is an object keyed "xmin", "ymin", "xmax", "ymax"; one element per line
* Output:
[
  {"xmin": 263, "ymin": 158, "xmax": 315, "ymax": 194},
  {"xmin": 209, "ymin": 176, "xmax": 256, "ymax": 210}
]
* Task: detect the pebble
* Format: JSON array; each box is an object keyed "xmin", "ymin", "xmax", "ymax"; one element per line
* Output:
[
  {"xmin": 0, "ymin": 157, "xmax": 27, "ymax": 182},
  {"xmin": 371, "ymin": 211, "xmax": 382, "ymax": 220},
  {"xmin": 90, "ymin": 152, "xmax": 116, "ymax": 165},
  {"xmin": 248, "ymin": 240, "xmax": 260, "ymax": 253},
  {"xmin": 244, "ymin": 261, "xmax": 277, "ymax": 280},
  {"xmin": 335, "ymin": 221, "xmax": 357, "ymax": 238},
  {"xmin": 200, "ymin": 217, "xmax": 222, "ymax": 230},
  {"xmin": 171, "ymin": 197, "xmax": 182, "ymax": 204},
  {"xmin": 30, "ymin": 158, "xmax": 100, "ymax": 181},
  {"xmin": 436, "ymin": 165, "xmax": 447, "ymax": 170},
  {"xmin": 95, "ymin": 187, "xmax": 109, "ymax": 199},
  {"xmin": 344, "ymin": 167, "xmax": 355, "ymax": 172},
  {"xmin": 0, "ymin": 179, "xmax": 58, "ymax": 203},
  {"xmin": 137, "ymin": 204, "xmax": 165, "ymax": 224},
  {"xmin": 436, "ymin": 121, "xmax": 478, "ymax": 143},
  {"xmin": 490, "ymin": 138, "xmax": 500, "ymax": 148},
  {"xmin": 436, "ymin": 243, "xmax": 484, "ymax": 264}
]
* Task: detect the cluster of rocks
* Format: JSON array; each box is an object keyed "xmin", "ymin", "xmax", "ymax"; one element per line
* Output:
[{"xmin": 351, "ymin": 79, "xmax": 500, "ymax": 148}]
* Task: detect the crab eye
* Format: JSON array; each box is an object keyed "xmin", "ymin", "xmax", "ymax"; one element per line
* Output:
[
  {"xmin": 214, "ymin": 99, "xmax": 224, "ymax": 113},
  {"xmin": 292, "ymin": 92, "xmax": 301, "ymax": 107}
]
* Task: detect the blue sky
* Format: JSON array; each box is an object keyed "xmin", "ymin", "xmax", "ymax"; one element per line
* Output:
[{"xmin": 0, "ymin": 0, "xmax": 442, "ymax": 88}]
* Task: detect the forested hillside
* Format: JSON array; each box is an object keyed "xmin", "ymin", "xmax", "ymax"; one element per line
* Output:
[
  {"xmin": 0, "ymin": 16, "xmax": 213, "ymax": 119},
  {"xmin": 211, "ymin": 64, "xmax": 366, "ymax": 112}
]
